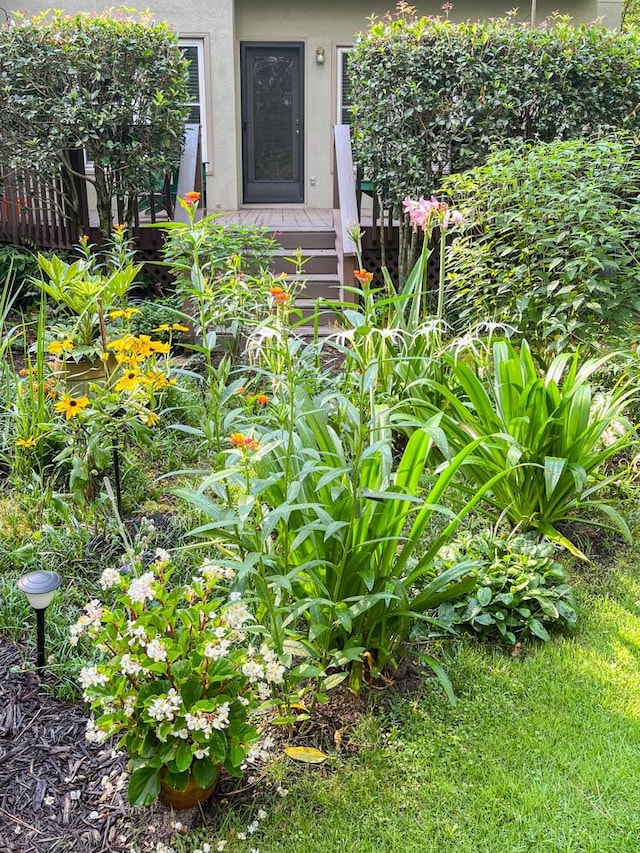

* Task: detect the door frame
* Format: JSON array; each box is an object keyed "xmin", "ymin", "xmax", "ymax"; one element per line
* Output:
[{"xmin": 240, "ymin": 41, "xmax": 305, "ymax": 204}]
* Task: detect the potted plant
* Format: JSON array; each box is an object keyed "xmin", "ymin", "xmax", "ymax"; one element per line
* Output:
[
  {"xmin": 37, "ymin": 229, "xmax": 142, "ymax": 386},
  {"xmin": 71, "ymin": 550, "xmax": 285, "ymax": 808}
]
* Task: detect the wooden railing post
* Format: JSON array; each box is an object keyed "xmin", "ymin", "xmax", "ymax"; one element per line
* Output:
[{"xmin": 332, "ymin": 124, "xmax": 360, "ymax": 305}]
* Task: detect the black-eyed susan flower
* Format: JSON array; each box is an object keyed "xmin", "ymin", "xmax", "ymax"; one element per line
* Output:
[
  {"xmin": 55, "ymin": 394, "xmax": 90, "ymax": 420},
  {"xmin": 115, "ymin": 371, "xmax": 143, "ymax": 393}
]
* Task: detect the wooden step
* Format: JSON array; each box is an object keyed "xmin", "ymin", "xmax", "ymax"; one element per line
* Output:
[
  {"xmin": 272, "ymin": 248, "xmax": 337, "ymax": 276},
  {"xmin": 275, "ymin": 228, "xmax": 336, "ymax": 250},
  {"xmin": 279, "ymin": 273, "xmax": 342, "ymax": 300}
]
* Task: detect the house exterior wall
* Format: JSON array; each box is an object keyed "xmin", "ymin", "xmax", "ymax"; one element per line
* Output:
[{"xmin": 10, "ymin": 0, "xmax": 622, "ymax": 213}]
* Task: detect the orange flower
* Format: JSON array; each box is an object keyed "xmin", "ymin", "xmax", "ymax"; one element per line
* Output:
[
  {"xmin": 269, "ymin": 286, "xmax": 291, "ymax": 304},
  {"xmin": 229, "ymin": 432, "xmax": 259, "ymax": 452},
  {"xmin": 255, "ymin": 394, "xmax": 269, "ymax": 405},
  {"xmin": 354, "ymin": 269, "xmax": 373, "ymax": 285},
  {"xmin": 183, "ymin": 191, "xmax": 201, "ymax": 206}
]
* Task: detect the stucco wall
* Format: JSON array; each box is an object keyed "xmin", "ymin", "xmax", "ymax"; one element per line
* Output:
[{"xmin": 8, "ymin": 0, "xmax": 623, "ymax": 212}]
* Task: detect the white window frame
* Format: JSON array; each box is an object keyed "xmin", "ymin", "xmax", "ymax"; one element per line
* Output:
[
  {"xmin": 179, "ymin": 37, "xmax": 208, "ymax": 164},
  {"xmin": 337, "ymin": 46, "xmax": 353, "ymax": 126}
]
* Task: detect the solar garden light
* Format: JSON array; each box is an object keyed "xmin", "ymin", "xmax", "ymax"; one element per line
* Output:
[{"xmin": 17, "ymin": 570, "xmax": 62, "ymax": 669}]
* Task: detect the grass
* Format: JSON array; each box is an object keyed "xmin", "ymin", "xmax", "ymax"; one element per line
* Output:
[{"xmin": 180, "ymin": 547, "xmax": 640, "ymax": 853}]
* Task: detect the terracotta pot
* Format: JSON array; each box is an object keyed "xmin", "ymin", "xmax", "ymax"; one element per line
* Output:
[{"xmin": 159, "ymin": 766, "xmax": 220, "ymax": 810}]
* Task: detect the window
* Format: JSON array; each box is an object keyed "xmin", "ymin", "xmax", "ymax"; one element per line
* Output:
[
  {"xmin": 337, "ymin": 47, "xmax": 353, "ymax": 125},
  {"xmin": 180, "ymin": 38, "xmax": 208, "ymax": 163}
]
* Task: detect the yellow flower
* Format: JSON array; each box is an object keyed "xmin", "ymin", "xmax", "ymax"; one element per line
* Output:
[
  {"xmin": 47, "ymin": 338, "xmax": 73, "ymax": 355},
  {"xmin": 55, "ymin": 395, "xmax": 90, "ymax": 420},
  {"xmin": 149, "ymin": 340, "xmax": 170, "ymax": 355},
  {"xmin": 146, "ymin": 370, "xmax": 174, "ymax": 389},
  {"xmin": 171, "ymin": 323, "xmax": 190, "ymax": 333},
  {"xmin": 114, "ymin": 371, "xmax": 144, "ymax": 393},
  {"xmin": 107, "ymin": 335, "xmax": 135, "ymax": 352},
  {"xmin": 145, "ymin": 412, "xmax": 159, "ymax": 427},
  {"xmin": 16, "ymin": 436, "xmax": 37, "ymax": 449},
  {"xmin": 109, "ymin": 308, "xmax": 140, "ymax": 320},
  {"xmin": 99, "ymin": 352, "xmax": 111, "ymax": 362},
  {"xmin": 152, "ymin": 323, "xmax": 170, "ymax": 332}
]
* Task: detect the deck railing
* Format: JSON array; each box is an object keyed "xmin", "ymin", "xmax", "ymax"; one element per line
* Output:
[{"xmin": 332, "ymin": 125, "xmax": 359, "ymax": 298}]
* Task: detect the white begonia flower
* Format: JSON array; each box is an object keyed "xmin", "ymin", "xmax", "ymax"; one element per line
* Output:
[
  {"xmin": 265, "ymin": 660, "xmax": 285, "ymax": 684},
  {"xmin": 122, "ymin": 695, "xmax": 136, "ymax": 717},
  {"xmin": 257, "ymin": 683, "xmax": 271, "ymax": 701},
  {"xmin": 198, "ymin": 559, "xmax": 226, "ymax": 582},
  {"xmin": 79, "ymin": 666, "xmax": 110, "ymax": 689},
  {"xmin": 126, "ymin": 621, "xmax": 148, "ymax": 646},
  {"xmin": 85, "ymin": 718, "xmax": 109, "ymax": 744},
  {"xmin": 145, "ymin": 638, "xmax": 167, "ymax": 662},
  {"xmin": 155, "ymin": 547, "xmax": 171, "ymax": 565},
  {"xmin": 211, "ymin": 702, "xmax": 230, "ymax": 730},
  {"xmin": 194, "ymin": 746, "xmax": 210, "ymax": 758},
  {"xmin": 242, "ymin": 660, "xmax": 264, "ymax": 683},
  {"xmin": 84, "ymin": 600, "xmax": 103, "ymax": 626},
  {"xmin": 224, "ymin": 601, "xmax": 252, "ymax": 629},
  {"xmin": 204, "ymin": 639, "xmax": 231, "ymax": 660},
  {"xmin": 185, "ymin": 712, "xmax": 211, "ymax": 733},
  {"xmin": 173, "ymin": 729, "xmax": 189, "ymax": 740},
  {"xmin": 99, "ymin": 566, "xmax": 122, "ymax": 590},
  {"xmin": 228, "ymin": 591, "xmax": 242, "ymax": 603},
  {"xmin": 257, "ymin": 809, "xmax": 268, "ymax": 820},
  {"xmin": 214, "ymin": 626, "xmax": 226, "ymax": 639},
  {"xmin": 148, "ymin": 688, "xmax": 182, "ymax": 722},
  {"xmin": 119, "ymin": 653, "xmax": 143, "ymax": 676},
  {"xmin": 127, "ymin": 571, "xmax": 156, "ymax": 604}
]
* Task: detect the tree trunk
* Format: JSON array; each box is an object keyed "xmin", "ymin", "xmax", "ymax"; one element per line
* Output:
[{"xmin": 94, "ymin": 165, "xmax": 113, "ymax": 237}]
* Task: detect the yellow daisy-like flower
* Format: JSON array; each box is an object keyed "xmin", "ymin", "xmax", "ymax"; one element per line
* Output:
[
  {"xmin": 171, "ymin": 323, "xmax": 190, "ymax": 333},
  {"xmin": 145, "ymin": 412, "xmax": 159, "ymax": 427},
  {"xmin": 152, "ymin": 323, "xmax": 170, "ymax": 332},
  {"xmin": 47, "ymin": 338, "xmax": 73, "ymax": 355},
  {"xmin": 16, "ymin": 436, "xmax": 37, "ymax": 449},
  {"xmin": 114, "ymin": 370, "xmax": 144, "ymax": 393},
  {"xmin": 107, "ymin": 335, "xmax": 135, "ymax": 352},
  {"xmin": 148, "ymin": 339, "xmax": 170, "ymax": 356},
  {"xmin": 109, "ymin": 307, "xmax": 141, "ymax": 320},
  {"xmin": 55, "ymin": 395, "xmax": 90, "ymax": 420}
]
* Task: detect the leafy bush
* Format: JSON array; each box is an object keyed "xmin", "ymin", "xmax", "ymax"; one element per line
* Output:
[
  {"xmin": 0, "ymin": 244, "xmax": 42, "ymax": 305},
  {"xmin": 441, "ymin": 137, "xmax": 640, "ymax": 351},
  {"xmin": 434, "ymin": 532, "xmax": 578, "ymax": 645},
  {"xmin": 350, "ymin": 12, "xmax": 640, "ymax": 209},
  {"xmin": 0, "ymin": 10, "xmax": 189, "ymax": 234},
  {"xmin": 411, "ymin": 339, "xmax": 635, "ymax": 559}
]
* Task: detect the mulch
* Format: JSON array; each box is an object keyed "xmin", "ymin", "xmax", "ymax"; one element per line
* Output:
[
  {"xmin": 0, "ymin": 637, "xmax": 181, "ymax": 853},
  {"xmin": 0, "ymin": 635, "xmax": 373, "ymax": 853}
]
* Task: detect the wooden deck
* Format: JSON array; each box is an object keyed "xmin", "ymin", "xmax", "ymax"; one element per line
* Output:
[
  {"xmin": 209, "ymin": 208, "xmax": 334, "ymax": 229},
  {"xmin": 209, "ymin": 202, "xmax": 375, "ymax": 231}
]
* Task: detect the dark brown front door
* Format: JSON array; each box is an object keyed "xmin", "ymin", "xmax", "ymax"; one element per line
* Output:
[{"xmin": 241, "ymin": 43, "xmax": 304, "ymax": 204}]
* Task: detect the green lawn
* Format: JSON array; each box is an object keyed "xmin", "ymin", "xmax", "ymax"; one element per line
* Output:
[{"xmin": 189, "ymin": 550, "xmax": 640, "ymax": 853}]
